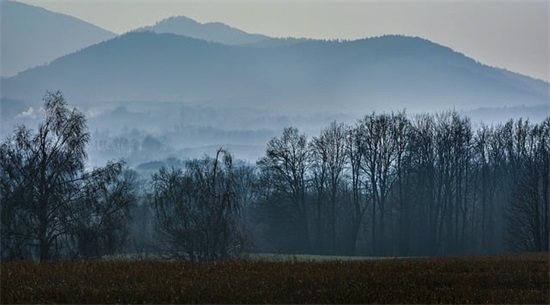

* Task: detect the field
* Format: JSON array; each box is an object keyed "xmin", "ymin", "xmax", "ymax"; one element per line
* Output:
[{"xmin": 1, "ymin": 253, "xmax": 548, "ymax": 304}]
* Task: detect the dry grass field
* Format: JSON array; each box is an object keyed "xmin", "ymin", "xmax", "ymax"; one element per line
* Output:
[{"xmin": 1, "ymin": 252, "xmax": 548, "ymax": 304}]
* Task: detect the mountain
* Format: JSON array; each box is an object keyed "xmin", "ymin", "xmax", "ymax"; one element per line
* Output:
[
  {"xmin": 136, "ymin": 16, "xmax": 269, "ymax": 45},
  {"xmin": 2, "ymin": 31, "xmax": 548, "ymax": 114},
  {"xmin": 0, "ymin": 0, "xmax": 116, "ymax": 77}
]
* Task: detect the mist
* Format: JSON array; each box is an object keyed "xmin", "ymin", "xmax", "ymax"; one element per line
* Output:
[{"xmin": 1, "ymin": 1, "xmax": 549, "ymax": 262}]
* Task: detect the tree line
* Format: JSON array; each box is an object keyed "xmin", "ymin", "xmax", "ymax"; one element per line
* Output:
[
  {"xmin": 1, "ymin": 92, "xmax": 548, "ymax": 261},
  {"xmin": 254, "ymin": 113, "xmax": 548, "ymax": 256}
]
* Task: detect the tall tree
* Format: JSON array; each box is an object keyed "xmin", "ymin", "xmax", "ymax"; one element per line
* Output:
[
  {"xmin": 151, "ymin": 149, "xmax": 244, "ymax": 261},
  {"xmin": 358, "ymin": 113, "xmax": 400, "ymax": 255},
  {"xmin": 310, "ymin": 121, "xmax": 347, "ymax": 253},
  {"xmin": 0, "ymin": 91, "xmax": 133, "ymax": 260},
  {"xmin": 390, "ymin": 112, "xmax": 411, "ymax": 255},
  {"xmin": 507, "ymin": 118, "xmax": 550, "ymax": 251},
  {"xmin": 67, "ymin": 166, "xmax": 137, "ymax": 258},
  {"xmin": 257, "ymin": 127, "xmax": 311, "ymax": 252},
  {"xmin": 343, "ymin": 124, "xmax": 367, "ymax": 255},
  {"xmin": 407, "ymin": 114, "xmax": 437, "ymax": 255}
]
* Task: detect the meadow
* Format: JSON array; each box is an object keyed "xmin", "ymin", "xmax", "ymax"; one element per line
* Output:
[{"xmin": 1, "ymin": 252, "xmax": 548, "ymax": 304}]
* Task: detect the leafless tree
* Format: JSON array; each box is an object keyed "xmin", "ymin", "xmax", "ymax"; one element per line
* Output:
[
  {"xmin": 507, "ymin": 118, "xmax": 549, "ymax": 252},
  {"xmin": 0, "ymin": 91, "xmax": 134, "ymax": 261},
  {"xmin": 357, "ymin": 113, "xmax": 401, "ymax": 255},
  {"xmin": 66, "ymin": 167, "xmax": 137, "ymax": 258},
  {"xmin": 342, "ymin": 124, "xmax": 367, "ymax": 255},
  {"xmin": 309, "ymin": 121, "xmax": 347, "ymax": 253},
  {"xmin": 257, "ymin": 127, "xmax": 312, "ymax": 252},
  {"xmin": 151, "ymin": 148, "xmax": 244, "ymax": 261}
]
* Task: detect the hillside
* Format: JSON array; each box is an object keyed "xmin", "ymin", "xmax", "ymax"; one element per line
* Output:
[
  {"xmin": 0, "ymin": 0, "xmax": 116, "ymax": 77},
  {"xmin": 136, "ymin": 15, "xmax": 269, "ymax": 45},
  {"xmin": 2, "ymin": 31, "xmax": 548, "ymax": 114}
]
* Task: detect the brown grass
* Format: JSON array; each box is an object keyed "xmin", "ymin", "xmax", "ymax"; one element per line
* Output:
[{"xmin": 1, "ymin": 252, "xmax": 548, "ymax": 304}]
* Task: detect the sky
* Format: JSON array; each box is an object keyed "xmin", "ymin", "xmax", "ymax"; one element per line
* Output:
[{"xmin": 14, "ymin": 0, "xmax": 550, "ymax": 81}]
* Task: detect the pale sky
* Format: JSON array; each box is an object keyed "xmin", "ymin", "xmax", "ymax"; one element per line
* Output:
[{"xmin": 15, "ymin": 0, "xmax": 550, "ymax": 81}]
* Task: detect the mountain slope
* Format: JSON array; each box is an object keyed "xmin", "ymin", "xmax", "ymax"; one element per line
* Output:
[
  {"xmin": 2, "ymin": 31, "xmax": 548, "ymax": 114},
  {"xmin": 0, "ymin": 0, "xmax": 116, "ymax": 77},
  {"xmin": 136, "ymin": 16, "xmax": 269, "ymax": 45}
]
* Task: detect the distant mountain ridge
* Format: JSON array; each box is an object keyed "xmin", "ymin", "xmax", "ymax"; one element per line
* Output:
[
  {"xmin": 2, "ymin": 31, "xmax": 548, "ymax": 115},
  {"xmin": 136, "ymin": 15, "xmax": 270, "ymax": 45},
  {"xmin": 0, "ymin": 1, "xmax": 116, "ymax": 77}
]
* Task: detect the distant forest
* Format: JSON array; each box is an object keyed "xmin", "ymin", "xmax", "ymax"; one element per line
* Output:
[{"xmin": 1, "ymin": 92, "xmax": 548, "ymax": 261}]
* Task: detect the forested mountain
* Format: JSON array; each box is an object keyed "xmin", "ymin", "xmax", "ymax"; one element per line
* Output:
[
  {"xmin": 3, "ymin": 31, "xmax": 548, "ymax": 115},
  {"xmin": 136, "ymin": 15, "xmax": 269, "ymax": 45},
  {"xmin": 0, "ymin": 0, "xmax": 116, "ymax": 77}
]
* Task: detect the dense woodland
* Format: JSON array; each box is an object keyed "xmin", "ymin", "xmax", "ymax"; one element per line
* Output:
[{"xmin": 1, "ymin": 92, "xmax": 548, "ymax": 261}]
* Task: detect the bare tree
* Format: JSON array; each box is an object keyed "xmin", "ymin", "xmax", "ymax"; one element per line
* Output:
[
  {"xmin": 507, "ymin": 118, "xmax": 549, "ymax": 252},
  {"xmin": 151, "ymin": 149, "xmax": 244, "ymax": 261},
  {"xmin": 67, "ymin": 166, "xmax": 137, "ymax": 258},
  {"xmin": 257, "ymin": 127, "xmax": 311, "ymax": 252},
  {"xmin": 309, "ymin": 121, "xmax": 347, "ymax": 253},
  {"xmin": 406, "ymin": 114, "xmax": 438, "ymax": 255},
  {"xmin": 343, "ymin": 124, "xmax": 367, "ymax": 255},
  {"xmin": 358, "ymin": 113, "xmax": 400, "ymax": 255},
  {"xmin": 473, "ymin": 123, "xmax": 508, "ymax": 252},
  {"xmin": 0, "ymin": 91, "xmax": 133, "ymax": 261},
  {"xmin": 390, "ymin": 112, "xmax": 411, "ymax": 255}
]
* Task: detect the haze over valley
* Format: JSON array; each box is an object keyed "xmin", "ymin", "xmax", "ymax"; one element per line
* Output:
[{"xmin": 2, "ymin": 1, "xmax": 548, "ymax": 168}]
